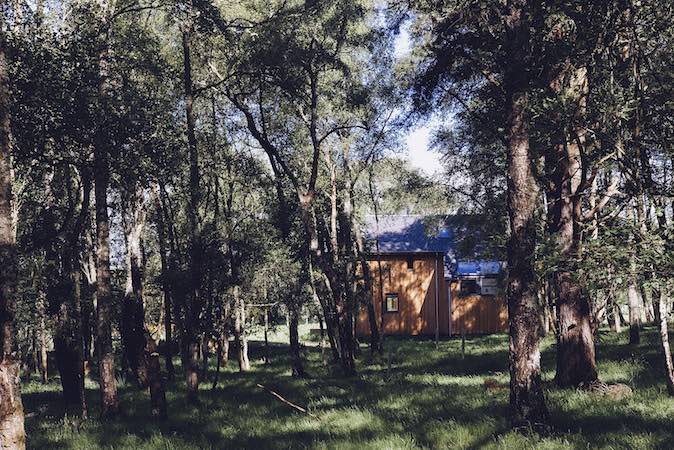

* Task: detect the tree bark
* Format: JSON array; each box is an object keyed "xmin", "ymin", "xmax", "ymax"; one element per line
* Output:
[
  {"xmin": 503, "ymin": 1, "xmax": 549, "ymax": 427},
  {"xmin": 146, "ymin": 333, "xmax": 167, "ymax": 418},
  {"xmin": 0, "ymin": 28, "xmax": 25, "ymax": 448},
  {"xmin": 93, "ymin": 18, "xmax": 119, "ymax": 416},
  {"xmin": 181, "ymin": 20, "xmax": 201, "ymax": 403},
  {"xmin": 289, "ymin": 300, "xmax": 304, "ymax": 376},
  {"xmin": 233, "ymin": 286, "xmax": 249, "ymax": 372},
  {"xmin": 545, "ymin": 60, "xmax": 598, "ymax": 387},
  {"xmin": 655, "ymin": 287, "xmax": 674, "ymax": 395},
  {"xmin": 121, "ymin": 188, "xmax": 150, "ymax": 388},
  {"xmin": 151, "ymin": 184, "xmax": 174, "ymax": 379},
  {"xmin": 628, "ymin": 280, "xmax": 641, "ymax": 345}
]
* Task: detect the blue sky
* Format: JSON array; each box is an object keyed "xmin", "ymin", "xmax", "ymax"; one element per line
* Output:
[{"xmin": 394, "ymin": 22, "xmax": 443, "ymax": 177}]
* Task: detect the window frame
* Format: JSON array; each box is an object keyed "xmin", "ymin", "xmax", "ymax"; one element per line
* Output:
[
  {"xmin": 384, "ymin": 292, "xmax": 399, "ymax": 313},
  {"xmin": 459, "ymin": 279, "xmax": 480, "ymax": 296}
]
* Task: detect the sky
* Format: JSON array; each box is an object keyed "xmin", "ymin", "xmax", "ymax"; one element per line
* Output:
[{"xmin": 394, "ymin": 22, "xmax": 444, "ymax": 177}]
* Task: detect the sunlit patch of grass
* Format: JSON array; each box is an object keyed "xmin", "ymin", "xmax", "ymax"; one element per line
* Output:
[{"xmin": 21, "ymin": 327, "xmax": 674, "ymax": 449}]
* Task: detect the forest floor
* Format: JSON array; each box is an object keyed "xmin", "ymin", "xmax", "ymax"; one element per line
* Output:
[{"xmin": 22, "ymin": 325, "xmax": 674, "ymax": 449}]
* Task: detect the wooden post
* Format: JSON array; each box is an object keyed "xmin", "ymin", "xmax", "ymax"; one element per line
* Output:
[
  {"xmin": 264, "ymin": 307, "xmax": 269, "ymax": 365},
  {"xmin": 435, "ymin": 254, "xmax": 440, "ymax": 347}
]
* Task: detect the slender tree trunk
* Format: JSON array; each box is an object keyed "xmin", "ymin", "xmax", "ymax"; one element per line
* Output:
[
  {"xmin": 151, "ymin": 184, "xmax": 174, "ymax": 379},
  {"xmin": 82, "ymin": 230, "xmax": 96, "ymax": 363},
  {"xmin": 233, "ymin": 286, "xmax": 249, "ymax": 372},
  {"xmin": 145, "ymin": 333, "xmax": 167, "ymax": 418},
  {"xmin": 628, "ymin": 281, "xmax": 641, "ymax": 345},
  {"xmin": 263, "ymin": 307, "xmax": 269, "ymax": 365},
  {"xmin": 503, "ymin": 2, "xmax": 549, "ymax": 426},
  {"xmin": 655, "ymin": 287, "xmax": 674, "ymax": 395},
  {"xmin": 0, "ymin": 28, "xmax": 25, "ymax": 448},
  {"xmin": 211, "ymin": 311, "xmax": 230, "ymax": 390},
  {"xmin": 289, "ymin": 300, "xmax": 304, "ymax": 376},
  {"xmin": 653, "ymin": 283, "xmax": 662, "ymax": 328},
  {"xmin": 354, "ymin": 228, "xmax": 382, "ymax": 354},
  {"xmin": 93, "ymin": 21, "xmax": 119, "ymax": 416},
  {"xmin": 182, "ymin": 21, "xmax": 201, "ymax": 403},
  {"xmin": 37, "ymin": 290, "xmax": 48, "ymax": 384},
  {"xmin": 121, "ymin": 189, "xmax": 150, "ymax": 388}
]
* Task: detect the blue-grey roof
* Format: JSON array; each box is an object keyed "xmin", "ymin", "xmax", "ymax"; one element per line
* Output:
[
  {"xmin": 363, "ymin": 215, "xmax": 452, "ymax": 253},
  {"xmin": 363, "ymin": 214, "xmax": 505, "ymax": 278}
]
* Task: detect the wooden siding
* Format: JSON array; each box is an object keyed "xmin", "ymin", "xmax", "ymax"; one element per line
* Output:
[
  {"xmin": 356, "ymin": 256, "xmax": 508, "ymax": 336},
  {"xmin": 357, "ymin": 254, "xmax": 448, "ymax": 336},
  {"xmin": 449, "ymin": 281, "xmax": 507, "ymax": 335}
]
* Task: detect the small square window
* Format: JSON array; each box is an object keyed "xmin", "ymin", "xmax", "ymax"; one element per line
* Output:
[
  {"xmin": 481, "ymin": 277, "xmax": 498, "ymax": 296},
  {"xmin": 460, "ymin": 279, "xmax": 480, "ymax": 296},
  {"xmin": 385, "ymin": 293, "xmax": 399, "ymax": 313},
  {"xmin": 406, "ymin": 256, "xmax": 414, "ymax": 271}
]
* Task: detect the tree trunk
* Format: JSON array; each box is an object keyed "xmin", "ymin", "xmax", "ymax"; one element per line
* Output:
[
  {"xmin": 37, "ymin": 293, "xmax": 48, "ymax": 384},
  {"xmin": 263, "ymin": 307, "xmax": 269, "ymax": 365},
  {"xmin": 182, "ymin": 21, "xmax": 202, "ymax": 404},
  {"xmin": 145, "ymin": 333, "xmax": 167, "ymax": 418},
  {"xmin": 82, "ymin": 231, "xmax": 96, "ymax": 363},
  {"xmin": 0, "ymin": 29, "xmax": 25, "ymax": 448},
  {"xmin": 555, "ymin": 272, "xmax": 598, "ymax": 387},
  {"xmin": 607, "ymin": 289, "xmax": 622, "ymax": 333},
  {"xmin": 121, "ymin": 189, "xmax": 150, "ymax": 388},
  {"xmin": 503, "ymin": 3, "xmax": 549, "ymax": 425},
  {"xmin": 546, "ymin": 61, "xmax": 598, "ymax": 387},
  {"xmin": 655, "ymin": 287, "xmax": 674, "ymax": 396},
  {"xmin": 355, "ymin": 229, "xmax": 382, "ymax": 354},
  {"xmin": 151, "ymin": 184, "xmax": 174, "ymax": 379},
  {"xmin": 289, "ymin": 300, "xmax": 304, "ymax": 377},
  {"xmin": 0, "ymin": 360, "xmax": 25, "ymax": 450},
  {"xmin": 233, "ymin": 286, "xmax": 249, "ymax": 372},
  {"xmin": 93, "ymin": 22, "xmax": 119, "ymax": 417},
  {"xmin": 653, "ymin": 284, "xmax": 662, "ymax": 329},
  {"xmin": 628, "ymin": 281, "xmax": 641, "ymax": 345}
]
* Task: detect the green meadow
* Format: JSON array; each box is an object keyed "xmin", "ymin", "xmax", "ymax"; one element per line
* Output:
[{"xmin": 22, "ymin": 327, "xmax": 674, "ymax": 449}]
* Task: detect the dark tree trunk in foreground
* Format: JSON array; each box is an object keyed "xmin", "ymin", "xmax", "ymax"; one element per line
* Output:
[
  {"xmin": 504, "ymin": 0, "xmax": 548, "ymax": 428},
  {"xmin": 182, "ymin": 22, "xmax": 201, "ymax": 403},
  {"xmin": 0, "ymin": 30, "xmax": 26, "ymax": 449}
]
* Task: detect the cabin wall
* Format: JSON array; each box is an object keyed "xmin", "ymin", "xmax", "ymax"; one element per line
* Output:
[
  {"xmin": 356, "ymin": 256, "xmax": 508, "ymax": 337},
  {"xmin": 357, "ymin": 254, "xmax": 448, "ymax": 337},
  {"xmin": 449, "ymin": 281, "xmax": 507, "ymax": 335}
]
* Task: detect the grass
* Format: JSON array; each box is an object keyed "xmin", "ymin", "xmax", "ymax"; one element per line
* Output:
[{"xmin": 21, "ymin": 326, "xmax": 674, "ymax": 449}]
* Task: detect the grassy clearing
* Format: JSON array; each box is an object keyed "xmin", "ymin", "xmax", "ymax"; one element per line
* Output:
[{"xmin": 22, "ymin": 327, "xmax": 674, "ymax": 449}]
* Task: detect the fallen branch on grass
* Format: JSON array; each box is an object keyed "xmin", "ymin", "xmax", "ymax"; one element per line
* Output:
[{"xmin": 256, "ymin": 383, "xmax": 319, "ymax": 419}]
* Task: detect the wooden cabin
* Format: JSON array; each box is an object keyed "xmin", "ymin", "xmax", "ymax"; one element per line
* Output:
[{"xmin": 356, "ymin": 215, "xmax": 507, "ymax": 337}]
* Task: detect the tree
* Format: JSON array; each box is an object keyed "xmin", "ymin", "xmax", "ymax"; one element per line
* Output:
[
  {"xmin": 0, "ymin": 14, "xmax": 26, "ymax": 448},
  {"xmin": 403, "ymin": 0, "xmax": 551, "ymax": 426},
  {"xmin": 502, "ymin": 0, "xmax": 550, "ymax": 428}
]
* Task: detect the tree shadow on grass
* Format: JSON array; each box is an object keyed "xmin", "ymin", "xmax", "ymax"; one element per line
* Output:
[{"xmin": 21, "ymin": 329, "xmax": 674, "ymax": 449}]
